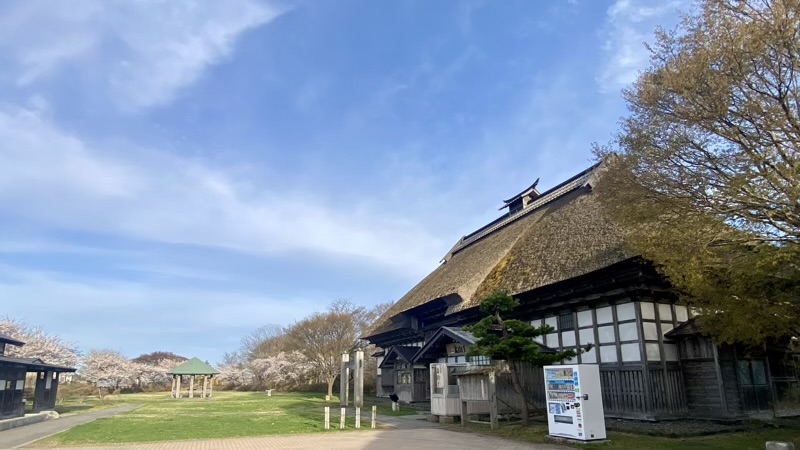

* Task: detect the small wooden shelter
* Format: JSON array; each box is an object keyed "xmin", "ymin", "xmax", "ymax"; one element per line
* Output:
[
  {"xmin": 0, "ymin": 333, "xmax": 76, "ymax": 419},
  {"xmin": 167, "ymin": 358, "xmax": 219, "ymax": 399},
  {"xmin": 456, "ymin": 362, "xmax": 547, "ymax": 428}
]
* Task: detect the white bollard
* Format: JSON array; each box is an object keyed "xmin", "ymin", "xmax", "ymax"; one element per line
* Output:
[
  {"xmin": 371, "ymin": 405, "xmax": 376, "ymax": 429},
  {"xmin": 392, "ymin": 401, "xmax": 399, "ymax": 411},
  {"xmin": 766, "ymin": 443, "xmax": 795, "ymax": 450},
  {"xmin": 325, "ymin": 395, "xmax": 330, "ymax": 401},
  {"xmin": 324, "ymin": 406, "xmax": 330, "ymax": 430},
  {"xmin": 340, "ymin": 407, "xmax": 346, "ymax": 429},
  {"xmin": 355, "ymin": 407, "xmax": 361, "ymax": 429}
]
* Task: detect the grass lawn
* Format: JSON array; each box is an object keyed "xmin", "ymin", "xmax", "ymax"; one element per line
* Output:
[
  {"xmin": 456, "ymin": 421, "xmax": 800, "ymax": 450},
  {"xmin": 374, "ymin": 404, "xmax": 420, "ymax": 417},
  {"xmin": 38, "ymin": 391, "xmax": 379, "ymax": 446}
]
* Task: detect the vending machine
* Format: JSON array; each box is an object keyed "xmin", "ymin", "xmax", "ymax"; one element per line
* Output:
[{"xmin": 543, "ymin": 364, "xmax": 606, "ymax": 441}]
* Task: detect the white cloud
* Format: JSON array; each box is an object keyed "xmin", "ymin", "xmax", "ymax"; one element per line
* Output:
[
  {"xmin": 0, "ymin": 105, "xmax": 444, "ymax": 279},
  {"xmin": 0, "ymin": 264, "xmax": 319, "ymax": 360},
  {"xmin": 596, "ymin": 0, "xmax": 687, "ymax": 92},
  {"xmin": 0, "ymin": 0, "xmax": 283, "ymax": 110}
]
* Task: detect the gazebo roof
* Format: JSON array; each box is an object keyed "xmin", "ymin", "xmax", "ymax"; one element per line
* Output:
[{"xmin": 167, "ymin": 357, "xmax": 219, "ymax": 375}]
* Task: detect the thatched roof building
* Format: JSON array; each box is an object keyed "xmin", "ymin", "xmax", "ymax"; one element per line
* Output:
[{"xmin": 365, "ymin": 163, "xmax": 631, "ymax": 342}]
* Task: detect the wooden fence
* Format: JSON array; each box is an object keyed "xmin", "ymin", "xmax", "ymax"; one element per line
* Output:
[{"xmin": 600, "ymin": 366, "xmax": 687, "ymax": 419}]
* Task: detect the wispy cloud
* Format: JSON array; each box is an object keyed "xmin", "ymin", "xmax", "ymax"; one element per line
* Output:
[
  {"xmin": 596, "ymin": 0, "xmax": 688, "ymax": 92},
  {"xmin": 0, "ymin": 264, "xmax": 318, "ymax": 360},
  {"xmin": 0, "ymin": 0, "xmax": 284, "ymax": 111},
  {"xmin": 0, "ymin": 105, "xmax": 444, "ymax": 279}
]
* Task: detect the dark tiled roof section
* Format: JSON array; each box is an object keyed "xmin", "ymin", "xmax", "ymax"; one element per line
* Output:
[
  {"xmin": 0, "ymin": 355, "xmax": 76, "ymax": 372},
  {"xmin": 392, "ymin": 346, "xmax": 419, "ymax": 362},
  {"xmin": 0, "ymin": 333, "xmax": 24, "ymax": 347}
]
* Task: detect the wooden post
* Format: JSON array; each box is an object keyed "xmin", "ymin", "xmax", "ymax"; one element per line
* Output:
[
  {"xmin": 489, "ymin": 371, "xmax": 498, "ymax": 430},
  {"xmin": 177, "ymin": 375, "xmax": 182, "ymax": 398},
  {"xmin": 371, "ymin": 405, "xmax": 376, "ymax": 429},
  {"xmin": 171, "ymin": 376, "xmax": 176, "ymax": 398},
  {"xmin": 340, "ymin": 353, "xmax": 350, "ymax": 406},
  {"xmin": 354, "ymin": 350, "xmax": 364, "ymax": 408},
  {"xmin": 355, "ymin": 407, "xmax": 361, "ymax": 429},
  {"xmin": 189, "ymin": 375, "xmax": 194, "ymax": 398},
  {"xmin": 209, "ymin": 375, "xmax": 213, "ymax": 398},
  {"xmin": 340, "ymin": 407, "xmax": 346, "ymax": 429},
  {"xmin": 461, "ymin": 401, "xmax": 468, "ymax": 426},
  {"xmin": 324, "ymin": 406, "xmax": 330, "ymax": 430},
  {"xmin": 203, "ymin": 376, "xmax": 208, "ymax": 398}
]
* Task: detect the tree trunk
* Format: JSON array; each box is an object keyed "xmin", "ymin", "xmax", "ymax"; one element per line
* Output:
[
  {"xmin": 327, "ymin": 376, "xmax": 335, "ymax": 399},
  {"xmin": 509, "ymin": 361, "xmax": 529, "ymax": 424}
]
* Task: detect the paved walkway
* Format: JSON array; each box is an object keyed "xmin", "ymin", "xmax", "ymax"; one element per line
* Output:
[
  {"xmin": 0, "ymin": 404, "xmax": 140, "ymax": 449},
  {"xmin": 12, "ymin": 410, "xmax": 567, "ymax": 450},
  {"xmin": 22, "ymin": 427, "xmax": 567, "ymax": 450}
]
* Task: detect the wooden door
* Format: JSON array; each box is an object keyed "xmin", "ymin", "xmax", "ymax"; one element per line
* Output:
[{"xmin": 737, "ymin": 359, "xmax": 771, "ymax": 413}]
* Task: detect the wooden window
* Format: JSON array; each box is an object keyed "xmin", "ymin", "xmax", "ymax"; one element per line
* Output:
[
  {"xmin": 578, "ymin": 328, "xmax": 595, "ymax": 345},
  {"xmin": 640, "ymin": 302, "xmax": 656, "ymax": 320},
  {"xmin": 396, "ymin": 371, "xmax": 411, "ymax": 385},
  {"xmin": 599, "ymin": 345, "xmax": 617, "ymax": 362},
  {"xmin": 598, "ymin": 326, "xmax": 615, "ymax": 344},
  {"xmin": 596, "ymin": 306, "xmax": 613, "ymax": 324},
  {"xmin": 675, "ymin": 305, "xmax": 689, "ymax": 322},
  {"xmin": 468, "ymin": 355, "xmax": 490, "ymax": 366},
  {"xmin": 577, "ymin": 310, "xmax": 593, "ymax": 327},
  {"xmin": 616, "ymin": 303, "xmax": 636, "ymax": 321},
  {"xmin": 645, "ymin": 343, "xmax": 661, "ymax": 361},
  {"xmin": 432, "ymin": 365, "xmax": 445, "ymax": 395},
  {"xmin": 618, "ymin": 322, "xmax": 639, "ymax": 341},
  {"xmin": 558, "ymin": 313, "xmax": 574, "ymax": 331}
]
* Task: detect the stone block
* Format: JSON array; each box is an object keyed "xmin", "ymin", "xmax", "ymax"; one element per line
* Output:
[
  {"xmin": 439, "ymin": 415, "xmax": 456, "ymax": 424},
  {"xmin": 427, "ymin": 414, "xmax": 439, "ymax": 422},
  {"xmin": 766, "ymin": 442, "xmax": 795, "ymax": 450}
]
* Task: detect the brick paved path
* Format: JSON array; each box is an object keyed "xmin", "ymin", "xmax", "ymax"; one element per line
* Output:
[
  {"xmin": 15, "ymin": 411, "xmax": 567, "ymax": 450},
  {"xmin": 23, "ymin": 427, "xmax": 567, "ymax": 450}
]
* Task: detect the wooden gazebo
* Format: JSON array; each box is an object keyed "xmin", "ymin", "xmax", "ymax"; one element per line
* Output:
[{"xmin": 167, "ymin": 358, "xmax": 219, "ymax": 399}]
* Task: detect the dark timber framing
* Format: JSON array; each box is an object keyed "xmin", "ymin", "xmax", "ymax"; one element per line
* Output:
[
  {"xmin": 363, "ymin": 163, "xmax": 799, "ymax": 420},
  {"xmin": 0, "ymin": 333, "xmax": 76, "ymax": 420}
]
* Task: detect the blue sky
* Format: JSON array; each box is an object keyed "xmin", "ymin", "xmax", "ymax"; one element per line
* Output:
[{"xmin": 0, "ymin": 0, "xmax": 686, "ymax": 363}]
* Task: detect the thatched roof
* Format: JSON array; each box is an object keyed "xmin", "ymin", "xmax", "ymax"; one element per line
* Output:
[{"xmin": 365, "ymin": 164, "xmax": 632, "ymax": 339}]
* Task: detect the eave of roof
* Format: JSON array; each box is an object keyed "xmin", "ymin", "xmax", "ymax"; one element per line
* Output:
[
  {"xmin": 411, "ymin": 326, "xmax": 476, "ymax": 362},
  {"xmin": 167, "ymin": 357, "xmax": 219, "ymax": 375},
  {"xmin": 0, "ymin": 333, "xmax": 25, "ymax": 347},
  {"xmin": 0, "ymin": 355, "xmax": 76, "ymax": 372}
]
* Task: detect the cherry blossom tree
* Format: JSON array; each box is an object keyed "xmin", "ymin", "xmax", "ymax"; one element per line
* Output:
[
  {"xmin": 81, "ymin": 349, "xmax": 135, "ymax": 390},
  {"xmin": 216, "ymin": 362, "xmax": 255, "ymax": 387},
  {"xmin": 249, "ymin": 351, "xmax": 312, "ymax": 389},
  {"xmin": 130, "ymin": 352, "xmax": 187, "ymax": 387},
  {"xmin": 0, "ymin": 317, "xmax": 79, "ymax": 367}
]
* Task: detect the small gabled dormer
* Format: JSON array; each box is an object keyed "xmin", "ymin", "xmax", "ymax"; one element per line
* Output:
[{"xmin": 501, "ymin": 178, "xmax": 541, "ymax": 214}]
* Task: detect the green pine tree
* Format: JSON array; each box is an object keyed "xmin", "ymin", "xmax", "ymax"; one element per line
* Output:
[{"xmin": 465, "ymin": 291, "xmax": 591, "ymax": 425}]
